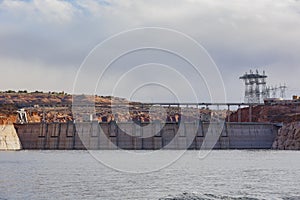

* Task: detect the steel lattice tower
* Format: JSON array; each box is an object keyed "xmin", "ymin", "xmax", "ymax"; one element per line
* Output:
[
  {"xmin": 279, "ymin": 84, "xmax": 287, "ymax": 98},
  {"xmin": 240, "ymin": 70, "xmax": 268, "ymax": 103}
]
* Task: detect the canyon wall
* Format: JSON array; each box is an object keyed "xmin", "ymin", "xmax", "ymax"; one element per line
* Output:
[
  {"xmin": 272, "ymin": 122, "xmax": 300, "ymax": 150},
  {"xmin": 0, "ymin": 124, "xmax": 22, "ymax": 150}
]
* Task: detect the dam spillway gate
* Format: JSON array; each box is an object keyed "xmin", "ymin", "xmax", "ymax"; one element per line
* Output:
[{"xmin": 14, "ymin": 122, "xmax": 279, "ymax": 150}]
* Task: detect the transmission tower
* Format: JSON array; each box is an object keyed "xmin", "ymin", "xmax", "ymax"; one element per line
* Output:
[
  {"xmin": 261, "ymin": 70, "xmax": 268, "ymax": 100},
  {"xmin": 266, "ymin": 86, "xmax": 271, "ymax": 98},
  {"xmin": 271, "ymin": 86, "xmax": 278, "ymax": 98},
  {"xmin": 240, "ymin": 69, "xmax": 268, "ymax": 103},
  {"xmin": 279, "ymin": 83, "xmax": 287, "ymax": 98}
]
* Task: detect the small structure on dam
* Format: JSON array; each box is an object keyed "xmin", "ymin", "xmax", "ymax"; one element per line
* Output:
[{"xmin": 17, "ymin": 108, "xmax": 28, "ymax": 124}]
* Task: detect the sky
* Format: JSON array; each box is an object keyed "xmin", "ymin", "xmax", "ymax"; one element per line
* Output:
[{"xmin": 0, "ymin": 0, "xmax": 300, "ymax": 102}]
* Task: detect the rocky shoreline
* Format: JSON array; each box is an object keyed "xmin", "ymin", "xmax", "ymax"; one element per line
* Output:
[{"xmin": 272, "ymin": 122, "xmax": 300, "ymax": 150}]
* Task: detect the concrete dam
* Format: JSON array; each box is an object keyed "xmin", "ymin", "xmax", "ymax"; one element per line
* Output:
[{"xmin": 13, "ymin": 122, "xmax": 279, "ymax": 150}]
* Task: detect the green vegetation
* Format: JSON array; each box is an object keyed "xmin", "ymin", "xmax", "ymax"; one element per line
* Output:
[
  {"xmin": 32, "ymin": 91, "xmax": 43, "ymax": 94},
  {"xmin": 18, "ymin": 90, "xmax": 28, "ymax": 93},
  {"xmin": 0, "ymin": 90, "xmax": 68, "ymax": 95},
  {"xmin": 5, "ymin": 90, "xmax": 16, "ymax": 93}
]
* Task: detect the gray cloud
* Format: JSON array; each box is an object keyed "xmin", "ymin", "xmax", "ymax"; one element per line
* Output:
[{"xmin": 0, "ymin": 0, "xmax": 300, "ymax": 102}]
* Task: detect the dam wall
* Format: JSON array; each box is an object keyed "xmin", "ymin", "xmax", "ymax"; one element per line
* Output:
[{"xmin": 14, "ymin": 122, "xmax": 279, "ymax": 150}]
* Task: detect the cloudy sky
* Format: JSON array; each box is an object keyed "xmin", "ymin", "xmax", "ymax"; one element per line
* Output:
[{"xmin": 1, "ymin": 0, "xmax": 300, "ymax": 102}]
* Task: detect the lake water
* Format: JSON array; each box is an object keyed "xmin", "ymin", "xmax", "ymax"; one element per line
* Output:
[{"xmin": 0, "ymin": 150, "xmax": 300, "ymax": 200}]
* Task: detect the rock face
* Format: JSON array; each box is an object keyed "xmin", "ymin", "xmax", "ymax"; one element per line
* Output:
[
  {"xmin": 0, "ymin": 92, "xmax": 219, "ymax": 124},
  {"xmin": 272, "ymin": 122, "xmax": 300, "ymax": 150},
  {"xmin": 230, "ymin": 104, "xmax": 300, "ymax": 123},
  {"xmin": 0, "ymin": 124, "xmax": 22, "ymax": 150}
]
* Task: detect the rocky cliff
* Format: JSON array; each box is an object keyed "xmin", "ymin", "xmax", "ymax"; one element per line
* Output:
[
  {"xmin": 229, "ymin": 104, "xmax": 300, "ymax": 123},
  {"xmin": 0, "ymin": 92, "xmax": 215, "ymax": 124},
  {"xmin": 272, "ymin": 122, "xmax": 300, "ymax": 150},
  {"xmin": 0, "ymin": 92, "xmax": 127, "ymax": 124},
  {"xmin": 0, "ymin": 124, "xmax": 22, "ymax": 151}
]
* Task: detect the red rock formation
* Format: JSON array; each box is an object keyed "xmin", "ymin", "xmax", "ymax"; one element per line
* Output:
[
  {"xmin": 229, "ymin": 104, "xmax": 300, "ymax": 123},
  {"xmin": 272, "ymin": 122, "xmax": 300, "ymax": 150}
]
